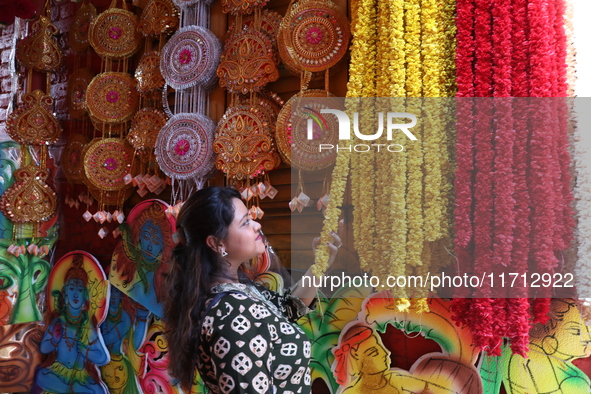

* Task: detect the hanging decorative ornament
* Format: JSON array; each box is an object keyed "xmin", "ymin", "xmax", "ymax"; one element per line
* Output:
[
  {"xmin": 217, "ymin": 26, "xmax": 278, "ymax": 94},
  {"xmin": 220, "ymin": 0, "xmax": 266, "ymax": 15},
  {"xmin": 135, "ymin": 51, "xmax": 165, "ymax": 94},
  {"xmin": 160, "ymin": 25, "xmax": 221, "ymax": 90},
  {"xmin": 15, "ymin": 14, "xmax": 63, "ymax": 72},
  {"xmin": 276, "ymin": 89, "xmax": 339, "ymax": 171},
  {"xmin": 62, "ymin": 133, "xmax": 90, "ymax": 186},
  {"xmin": 69, "ymin": 0, "xmax": 98, "ymax": 53},
  {"xmin": 86, "ymin": 187, "xmax": 134, "ymax": 209},
  {"xmin": 155, "ymin": 113, "xmax": 215, "ymax": 181},
  {"xmin": 236, "ymin": 90, "xmax": 284, "ymax": 123},
  {"xmin": 83, "ymin": 138, "xmax": 134, "ymax": 192},
  {"xmin": 128, "ymin": 108, "xmax": 167, "ymax": 152},
  {"xmin": 0, "ymin": 164, "xmax": 57, "ymax": 223},
  {"xmin": 6, "ymin": 90, "xmax": 63, "ymax": 146},
  {"xmin": 228, "ymin": 9, "xmax": 282, "ymax": 55},
  {"xmin": 280, "ymin": 0, "xmax": 349, "ymax": 73},
  {"xmin": 88, "ymin": 0, "xmax": 141, "ymax": 60},
  {"xmin": 86, "ymin": 72, "xmax": 139, "ymax": 125},
  {"xmin": 138, "ymin": 0, "xmax": 179, "ymax": 37},
  {"xmin": 67, "ymin": 68, "xmax": 95, "ymax": 119},
  {"xmin": 214, "ymin": 105, "xmax": 280, "ymax": 181}
]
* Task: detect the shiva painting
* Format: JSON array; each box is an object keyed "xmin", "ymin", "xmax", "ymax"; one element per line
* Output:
[
  {"xmin": 34, "ymin": 251, "xmax": 110, "ymax": 394},
  {"xmin": 100, "ymin": 285, "xmax": 151, "ymax": 394},
  {"xmin": 109, "ymin": 199, "xmax": 175, "ymax": 317}
]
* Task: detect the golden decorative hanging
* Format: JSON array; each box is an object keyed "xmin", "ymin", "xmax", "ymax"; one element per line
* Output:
[
  {"xmin": 62, "ymin": 133, "xmax": 91, "ymax": 185},
  {"xmin": 138, "ymin": 0, "xmax": 179, "ymax": 37},
  {"xmin": 15, "ymin": 15, "xmax": 63, "ymax": 72},
  {"xmin": 135, "ymin": 51, "xmax": 165, "ymax": 93},
  {"xmin": 67, "ymin": 68, "xmax": 95, "ymax": 119},
  {"xmin": 88, "ymin": 0, "xmax": 141, "ymax": 60},
  {"xmin": 86, "ymin": 72, "xmax": 139, "ymax": 125},
  {"xmin": 217, "ymin": 26, "xmax": 278, "ymax": 94},
  {"xmin": 69, "ymin": 0, "xmax": 98, "ymax": 53},
  {"xmin": 275, "ymin": 90, "xmax": 340, "ymax": 172},
  {"xmin": 83, "ymin": 138, "xmax": 134, "ymax": 192},
  {"xmin": 214, "ymin": 105, "xmax": 280, "ymax": 180},
  {"xmin": 279, "ymin": 0, "xmax": 350, "ymax": 73},
  {"xmin": 6, "ymin": 90, "xmax": 63, "ymax": 146},
  {"xmin": 128, "ymin": 108, "xmax": 167, "ymax": 152},
  {"xmin": 0, "ymin": 164, "xmax": 58, "ymax": 223}
]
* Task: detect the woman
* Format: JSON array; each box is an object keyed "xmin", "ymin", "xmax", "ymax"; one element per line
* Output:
[{"xmin": 163, "ymin": 186, "xmax": 341, "ymax": 393}]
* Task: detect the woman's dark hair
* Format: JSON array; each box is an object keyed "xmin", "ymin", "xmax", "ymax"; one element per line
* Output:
[{"xmin": 163, "ymin": 186, "xmax": 241, "ymax": 391}]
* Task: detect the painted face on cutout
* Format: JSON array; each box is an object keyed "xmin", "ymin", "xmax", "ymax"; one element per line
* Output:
[
  {"xmin": 552, "ymin": 305, "xmax": 591, "ymax": 359},
  {"xmin": 223, "ymin": 198, "xmax": 266, "ymax": 263},
  {"xmin": 353, "ymin": 333, "xmax": 391, "ymax": 375},
  {"xmin": 65, "ymin": 278, "xmax": 85, "ymax": 311},
  {"xmin": 109, "ymin": 286, "xmax": 123, "ymax": 312},
  {"xmin": 140, "ymin": 220, "xmax": 164, "ymax": 262}
]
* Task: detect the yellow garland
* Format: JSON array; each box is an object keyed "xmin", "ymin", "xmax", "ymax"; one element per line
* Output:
[{"xmin": 404, "ymin": 0, "xmax": 422, "ymax": 97}]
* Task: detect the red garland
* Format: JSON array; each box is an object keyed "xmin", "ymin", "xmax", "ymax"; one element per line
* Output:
[
  {"xmin": 456, "ymin": 0, "xmax": 476, "ymax": 97},
  {"xmin": 511, "ymin": 0, "xmax": 530, "ymax": 96},
  {"xmin": 492, "ymin": 0, "xmax": 513, "ymax": 97},
  {"xmin": 553, "ymin": 0, "xmax": 569, "ymax": 97},
  {"xmin": 474, "ymin": 0, "xmax": 493, "ymax": 97},
  {"xmin": 507, "ymin": 99, "xmax": 532, "ymax": 354}
]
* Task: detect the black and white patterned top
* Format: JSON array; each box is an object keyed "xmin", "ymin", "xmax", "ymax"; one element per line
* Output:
[{"xmin": 197, "ymin": 282, "xmax": 312, "ymax": 394}]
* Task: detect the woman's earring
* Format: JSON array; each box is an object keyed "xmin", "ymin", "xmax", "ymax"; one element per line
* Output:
[{"xmin": 221, "ymin": 249, "xmax": 228, "ymax": 257}]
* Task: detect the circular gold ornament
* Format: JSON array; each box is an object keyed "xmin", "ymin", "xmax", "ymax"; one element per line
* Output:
[
  {"xmin": 214, "ymin": 105, "xmax": 280, "ymax": 180},
  {"xmin": 69, "ymin": 1, "xmax": 98, "ymax": 53},
  {"xmin": 67, "ymin": 68, "xmax": 95, "ymax": 119},
  {"xmin": 135, "ymin": 51, "xmax": 165, "ymax": 93},
  {"xmin": 84, "ymin": 138, "xmax": 134, "ymax": 192},
  {"xmin": 128, "ymin": 108, "xmax": 167, "ymax": 152},
  {"xmin": 89, "ymin": 5, "xmax": 141, "ymax": 59},
  {"xmin": 279, "ymin": 0, "xmax": 350, "ymax": 73},
  {"xmin": 138, "ymin": 0, "xmax": 179, "ymax": 37},
  {"xmin": 86, "ymin": 72, "xmax": 139, "ymax": 124},
  {"xmin": 62, "ymin": 133, "xmax": 90, "ymax": 185},
  {"xmin": 276, "ymin": 90, "xmax": 340, "ymax": 171}
]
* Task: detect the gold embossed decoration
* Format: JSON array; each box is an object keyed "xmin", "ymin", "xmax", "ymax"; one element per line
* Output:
[
  {"xmin": 276, "ymin": 90, "xmax": 339, "ymax": 171},
  {"xmin": 15, "ymin": 15, "xmax": 63, "ymax": 72},
  {"xmin": 214, "ymin": 105, "xmax": 280, "ymax": 180},
  {"xmin": 279, "ymin": 0, "xmax": 350, "ymax": 73},
  {"xmin": 86, "ymin": 72, "xmax": 139, "ymax": 124},
  {"xmin": 135, "ymin": 52, "xmax": 165, "ymax": 94},
  {"xmin": 0, "ymin": 164, "xmax": 57, "ymax": 223},
  {"xmin": 229, "ymin": 10, "xmax": 282, "ymax": 54},
  {"xmin": 155, "ymin": 113, "xmax": 215, "ymax": 180},
  {"xmin": 67, "ymin": 68, "xmax": 95, "ymax": 119},
  {"xmin": 89, "ymin": 0, "xmax": 141, "ymax": 60},
  {"xmin": 84, "ymin": 138, "xmax": 134, "ymax": 191},
  {"xmin": 128, "ymin": 108, "xmax": 167, "ymax": 152},
  {"xmin": 236, "ymin": 90, "xmax": 283, "ymax": 123},
  {"xmin": 62, "ymin": 133, "xmax": 90, "ymax": 185},
  {"xmin": 69, "ymin": 0, "xmax": 98, "ymax": 53},
  {"xmin": 220, "ymin": 0, "xmax": 266, "ymax": 15},
  {"xmin": 6, "ymin": 90, "xmax": 63, "ymax": 146},
  {"xmin": 160, "ymin": 26, "xmax": 221, "ymax": 90},
  {"xmin": 217, "ymin": 26, "xmax": 278, "ymax": 94},
  {"xmin": 138, "ymin": 0, "xmax": 179, "ymax": 37}
]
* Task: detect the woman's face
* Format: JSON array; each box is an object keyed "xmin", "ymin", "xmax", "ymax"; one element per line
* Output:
[{"xmin": 223, "ymin": 198, "xmax": 265, "ymax": 264}]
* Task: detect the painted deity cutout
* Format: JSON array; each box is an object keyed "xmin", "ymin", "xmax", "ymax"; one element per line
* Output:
[
  {"xmin": 481, "ymin": 298, "xmax": 591, "ymax": 394},
  {"xmin": 100, "ymin": 285, "xmax": 151, "ymax": 394},
  {"xmin": 297, "ymin": 285, "xmax": 373, "ymax": 392},
  {"xmin": 110, "ymin": 199, "xmax": 175, "ymax": 317},
  {"xmin": 34, "ymin": 251, "xmax": 110, "ymax": 394},
  {"xmin": 0, "ymin": 322, "xmax": 44, "ymax": 392},
  {"xmin": 0, "ymin": 233, "xmax": 57, "ymax": 325},
  {"xmin": 331, "ymin": 294, "xmax": 483, "ymax": 394}
]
